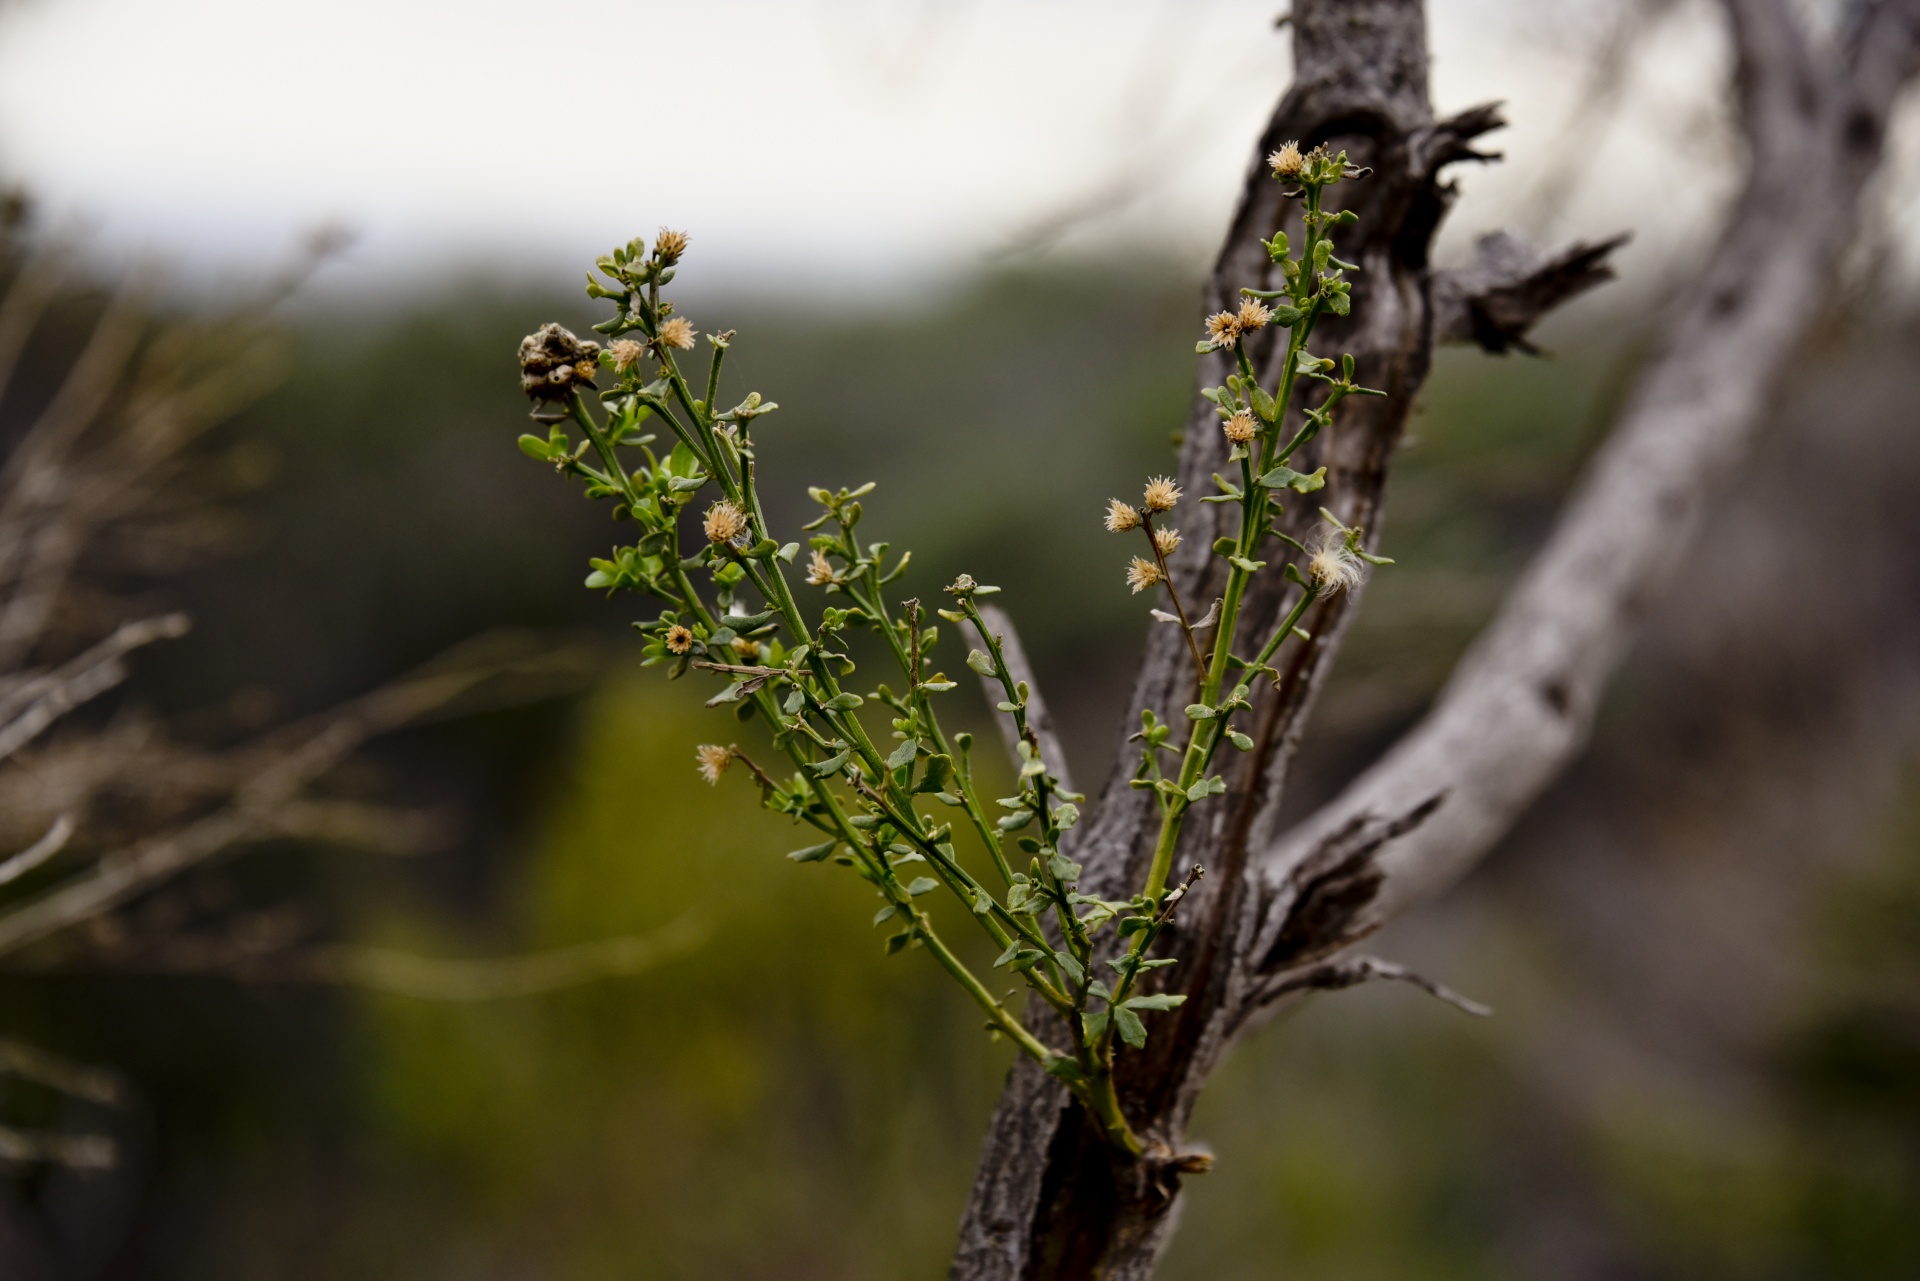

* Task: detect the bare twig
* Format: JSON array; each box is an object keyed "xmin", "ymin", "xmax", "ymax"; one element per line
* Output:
[
  {"xmin": 0, "ymin": 814, "xmax": 74, "ymax": 886},
  {"xmin": 1256, "ymin": 953, "xmax": 1492, "ymax": 1018},
  {"xmin": 0, "ymin": 1124, "xmax": 116, "ymax": 1169},
  {"xmin": 0, "ymin": 613, "xmax": 190, "ymax": 764},
  {"xmin": 973, "ymin": 603, "xmax": 1073, "ymax": 794},
  {"xmin": 0, "ymin": 1036, "xmax": 126, "ymax": 1105},
  {"xmin": 1431, "ymin": 230, "xmax": 1630, "ymax": 354}
]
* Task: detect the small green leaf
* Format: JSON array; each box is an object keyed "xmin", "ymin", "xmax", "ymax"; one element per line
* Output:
[
  {"xmin": 1082, "ymin": 1010, "xmax": 1110, "ymax": 1041},
  {"xmin": 885, "ymin": 930, "xmax": 914, "ymax": 954},
  {"xmin": 998, "ymin": 810, "xmax": 1035, "ymax": 832},
  {"xmin": 1122, "ymin": 993, "xmax": 1188, "ymax": 1012},
  {"xmin": 1184, "ymin": 703, "xmax": 1217, "ymax": 720},
  {"xmin": 776, "ymin": 541, "xmax": 800, "ymax": 563},
  {"xmin": 905, "ymin": 876, "xmax": 940, "ymax": 897},
  {"xmin": 873, "ymin": 905, "xmax": 898, "ymax": 926},
  {"xmin": 807, "ymin": 749, "xmax": 851, "ymax": 777},
  {"xmin": 1228, "ymin": 556, "xmax": 1267, "ymax": 573},
  {"xmin": 517, "ymin": 434, "xmax": 554, "ymax": 460},
  {"xmin": 1053, "ymin": 951, "xmax": 1085, "ymax": 985},
  {"xmin": 1113, "ymin": 1006, "xmax": 1148, "ymax": 1048},
  {"xmin": 1048, "ymin": 852, "xmax": 1083, "ymax": 884},
  {"xmin": 887, "ymin": 739, "xmax": 918, "ymax": 769},
  {"xmin": 786, "ymin": 841, "xmax": 837, "ymax": 863},
  {"xmin": 1226, "ymin": 730, "xmax": 1254, "ymax": 751},
  {"xmin": 822, "ymin": 692, "xmax": 864, "ymax": 711},
  {"xmin": 966, "ymin": 649, "xmax": 996, "ymax": 677}
]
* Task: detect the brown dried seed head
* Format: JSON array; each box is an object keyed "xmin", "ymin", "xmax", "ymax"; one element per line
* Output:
[
  {"xmin": 517, "ymin": 322, "xmax": 602, "ymax": 401},
  {"xmin": 1104, "ymin": 498, "xmax": 1142, "ymax": 533},
  {"xmin": 805, "ymin": 549, "xmax": 837, "ymax": 586},
  {"xmin": 665, "ymin": 624, "xmax": 694, "ymax": 654}
]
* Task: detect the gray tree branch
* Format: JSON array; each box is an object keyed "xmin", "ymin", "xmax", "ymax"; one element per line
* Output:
[{"xmin": 1244, "ymin": 0, "xmax": 1920, "ymax": 1014}]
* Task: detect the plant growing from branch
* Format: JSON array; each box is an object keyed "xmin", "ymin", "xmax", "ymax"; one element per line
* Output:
[{"xmin": 516, "ymin": 143, "xmax": 1386, "ymax": 1156}]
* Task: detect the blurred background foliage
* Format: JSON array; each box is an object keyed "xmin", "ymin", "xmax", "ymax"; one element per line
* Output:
[{"xmin": 0, "ymin": 249, "xmax": 1915, "ymax": 1281}]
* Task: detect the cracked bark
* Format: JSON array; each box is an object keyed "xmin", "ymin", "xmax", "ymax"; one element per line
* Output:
[{"xmin": 949, "ymin": 1, "xmax": 1918, "ymax": 1277}]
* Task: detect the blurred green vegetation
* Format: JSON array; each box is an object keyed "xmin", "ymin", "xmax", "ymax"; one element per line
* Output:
[{"xmin": 3, "ymin": 259, "xmax": 1916, "ymax": 1280}]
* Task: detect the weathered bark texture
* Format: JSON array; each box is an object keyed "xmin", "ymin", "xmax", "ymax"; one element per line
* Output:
[{"xmin": 950, "ymin": 1, "xmax": 1920, "ymax": 1278}]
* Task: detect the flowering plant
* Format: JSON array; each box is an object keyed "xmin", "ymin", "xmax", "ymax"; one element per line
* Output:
[{"xmin": 515, "ymin": 143, "xmax": 1384, "ymax": 1155}]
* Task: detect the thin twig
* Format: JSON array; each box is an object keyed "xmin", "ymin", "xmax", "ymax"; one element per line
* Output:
[
  {"xmin": 0, "ymin": 814, "xmax": 74, "ymax": 886},
  {"xmin": 1262, "ymin": 953, "xmax": 1493, "ymax": 1017}
]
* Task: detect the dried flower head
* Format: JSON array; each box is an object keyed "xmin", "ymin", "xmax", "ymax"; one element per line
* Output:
[
  {"xmin": 654, "ymin": 228, "xmax": 689, "ymax": 264},
  {"xmin": 1268, "ymin": 141, "xmax": 1305, "ymax": 180},
  {"xmin": 695, "ymin": 743, "xmax": 731, "ymax": 785},
  {"xmin": 1142, "ymin": 476, "xmax": 1181, "ymax": 513},
  {"xmin": 1153, "ymin": 526, "xmax": 1182, "ymax": 556},
  {"xmin": 1236, "ymin": 298, "xmax": 1273, "ymax": 331},
  {"xmin": 1307, "ymin": 525, "xmax": 1368, "ymax": 594},
  {"xmin": 517, "ymin": 322, "xmax": 603, "ymax": 402},
  {"xmin": 1223, "ymin": 411, "xmax": 1258, "ymax": 444},
  {"xmin": 657, "ymin": 316, "xmax": 697, "ymax": 350},
  {"xmin": 1126, "ymin": 556, "xmax": 1164, "ymax": 594},
  {"xmin": 805, "ymin": 548, "xmax": 837, "ymax": 586},
  {"xmin": 609, "ymin": 338, "xmax": 645, "ymax": 372},
  {"xmin": 1104, "ymin": 498, "xmax": 1142, "ymax": 533},
  {"xmin": 665, "ymin": 624, "xmax": 694, "ymax": 654},
  {"xmin": 1204, "ymin": 310, "xmax": 1241, "ymax": 349},
  {"xmin": 704, "ymin": 500, "xmax": 750, "ymax": 547}
]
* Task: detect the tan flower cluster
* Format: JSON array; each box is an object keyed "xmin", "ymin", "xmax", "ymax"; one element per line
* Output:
[
  {"xmin": 1153, "ymin": 526, "xmax": 1181, "ymax": 556},
  {"xmin": 609, "ymin": 338, "xmax": 645, "ymax": 373},
  {"xmin": 1125, "ymin": 556, "xmax": 1164, "ymax": 594},
  {"xmin": 1223, "ymin": 410, "xmax": 1258, "ymax": 444},
  {"xmin": 805, "ymin": 549, "xmax": 837, "ymax": 586},
  {"xmin": 695, "ymin": 743, "xmax": 731, "ymax": 785},
  {"xmin": 1200, "ymin": 298, "xmax": 1274, "ymax": 351},
  {"xmin": 704, "ymin": 500, "xmax": 750, "ymax": 547},
  {"xmin": 1104, "ymin": 498, "xmax": 1141, "ymax": 533},
  {"xmin": 1142, "ymin": 476, "xmax": 1181, "ymax": 514},
  {"xmin": 656, "ymin": 316, "xmax": 697, "ymax": 350},
  {"xmin": 1268, "ymin": 141, "xmax": 1305, "ymax": 180},
  {"xmin": 665, "ymin": 624, "xmax": 694, "ymax": 654}
]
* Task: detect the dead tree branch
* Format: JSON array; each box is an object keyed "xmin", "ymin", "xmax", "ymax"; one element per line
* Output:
[{"xmin": 973, "ymin": 604, "xmax": 1074, "ymax": 794}]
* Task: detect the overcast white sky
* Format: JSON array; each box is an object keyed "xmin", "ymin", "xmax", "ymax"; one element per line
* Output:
[{"xmin": 0, "ymin": 0, "xmax": 1828, "ymax": 301}]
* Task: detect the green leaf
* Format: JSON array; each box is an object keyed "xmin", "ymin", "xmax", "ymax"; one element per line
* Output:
[
  {"xmin": 1053, "ymin": 951, "xmax": 1085, "ymax": 985},
  {"xmin": 998, "ymin": 810, "xmax": 1034, "ymax": 832},
  {"xmin": 1184, "ymin": 703, "xmax": 1217, "ymax": 720},
  {"xmin": 1082, "ymin": 1010, "xmax": 1110, "ymax": 1041},
  {"xmin": 786, "ymin": 840, "xmax": 837, "ymax": 863},
  {"xmin": 966, "ymin": 649, "xmax": 996, "ymax": 677},
  {"xmin": 885, "ymin": 930, "xmax": 914, "ymax": 954},
  {"xmin": 1122, "ymin": 993, "xmax": 1188, "ymax": 1012},
  {"xmin": 1113, "ymin": 1006, "xmax": 1148, "ymax": 1048},
  {"xmin": 807, "ymin": 749, "xmax": 851, "ymax": 777},
  {"xmin": 777, "ymin": 541, "xmax": 800, "ymax": 563},
  {"xmin": 1048, "ymin": 852, "xmax": 1083, "ymax": 884},
  {"xmin": 873, "ymin": 905, "xmax": 898, "ymax": 926},
  {"xmin": 821, "ymin": 692, "xmax": 864, "ymax": 711},
  {"xmin": 1257, "ymin": 464, "xmax": 1327, "ymax": 494},
  {"xmin": 517, "ymin": 434, "xmax": 554, "ymax": 460},
  {"xmin": 887, "ymin": 739, "xmax": 918, "ymax": 769},
  {"xmin": 1226, "ymin": 730, "xmax": 1254, "ymax": 751},
  {"xmin": 1228, "ymin": 556, "xmax": 1267, "ymax": 573},
  {"xmin": 1249, "ymin": 383, "xmax": 1276, "ymax": 421},
  {"xmin": 993, "ymin": 941, "xmax": 1021, "ymax": 969},
  {"xmin": 912, "ymin": 754, "xmax": 954, "ymax": 795},
  {"xmin": 905, "ymin": 876, "xmax": 940, "ymax": 896}
]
